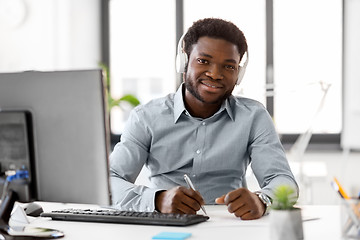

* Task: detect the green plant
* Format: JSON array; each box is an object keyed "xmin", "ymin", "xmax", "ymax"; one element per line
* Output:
[
  {"xmin": 99, "ymin": 62, "xmax": 140, "ymax": 110},
  {"xmin": 271, "ymin": 185, "xmax": 298, "ymax": 210}
]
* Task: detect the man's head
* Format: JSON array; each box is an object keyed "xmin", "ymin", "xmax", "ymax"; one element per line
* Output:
[
  {"xmin": 179, "ymin": 18, "xmax": 248, "ymax": 115},
  {"xmin": 183, "ymin": 18, "xmax": 248, "ymax": 71}
]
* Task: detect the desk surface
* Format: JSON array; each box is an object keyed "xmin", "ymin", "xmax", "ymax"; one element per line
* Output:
[{"xmin": 23, "ymin": 202, "xmax": 341, "ymax": 240}]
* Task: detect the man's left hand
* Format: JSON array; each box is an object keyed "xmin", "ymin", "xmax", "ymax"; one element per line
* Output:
[{"xmin": 215, "ymin": 188, "xmax": 265, "ymax": 220}]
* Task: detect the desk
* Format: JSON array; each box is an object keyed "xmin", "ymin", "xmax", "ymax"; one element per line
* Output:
[{"xmin": 24, "ymin": 202, "xmax": 341, "ymax": 239}]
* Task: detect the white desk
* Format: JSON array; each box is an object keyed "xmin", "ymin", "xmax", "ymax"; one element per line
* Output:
[{"xmin": 22, "ymin": 202, "xmax": 341, "ymax": 239}]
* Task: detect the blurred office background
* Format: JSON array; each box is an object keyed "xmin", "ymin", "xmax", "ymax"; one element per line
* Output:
[{"xmin": 1, "ymin": 0, "xmax": 359, "ymax": 205}]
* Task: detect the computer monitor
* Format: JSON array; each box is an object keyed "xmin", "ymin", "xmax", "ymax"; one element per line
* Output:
[
  {"xmin": 0, "ymin": 110, "xmax": 36, "ymax": 202},
  {"xmin": 0, "ymin": 69, "xmax": 111, "ymax": 205}
]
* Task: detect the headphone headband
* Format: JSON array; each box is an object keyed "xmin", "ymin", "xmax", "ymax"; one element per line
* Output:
[{"xmin": 175, "ymin": 33, "xmax": 248, "ymax": 85}]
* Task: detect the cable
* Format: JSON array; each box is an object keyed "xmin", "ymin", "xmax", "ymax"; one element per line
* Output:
[{"xmin": 1, "ymin": 170, "xmax": 29, "ymax": 202}]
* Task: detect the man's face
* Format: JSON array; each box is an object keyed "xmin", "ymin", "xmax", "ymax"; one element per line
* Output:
[{"xmin": 184, "ymin": 36, "xmax": 240, "ymax": 105}]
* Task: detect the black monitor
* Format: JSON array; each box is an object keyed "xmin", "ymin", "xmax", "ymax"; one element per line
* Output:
[
  {"xmin": 0, "ymin": 110, "xmax": 36, "ymax": 202},
  {"xmin": 0, "ymin": 69, "xmax": 111, "ymax": 205}
]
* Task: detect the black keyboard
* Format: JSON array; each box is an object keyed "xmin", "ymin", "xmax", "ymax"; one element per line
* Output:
[{"xmin": 41, "ymin": 209, "xmax": 209, "ymax": 226}]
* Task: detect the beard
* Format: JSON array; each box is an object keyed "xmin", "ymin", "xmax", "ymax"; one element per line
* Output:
[{"xmin": 184, "ymin": 77, "xmax": 233, "ymax": 105}]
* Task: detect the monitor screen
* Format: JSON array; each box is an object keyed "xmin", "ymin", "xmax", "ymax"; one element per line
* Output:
[
  {"xmin": 0, "ymin": 70, "xmax": 111, "ymax": 205},
  {"xmin": 0, "ymin": 110, "xmax": 36, "ymax": 201}
]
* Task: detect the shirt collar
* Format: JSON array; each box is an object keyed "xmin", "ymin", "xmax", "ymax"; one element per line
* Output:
[
  {"xmin": 173, "ymin": 83, "xmax": 235, "ymax": 123},
  {"xmin": 174, "ymin": 84, "xmax": 186, "ymax": 123},
  {"xmin": 223, "ymin": 97, "xmax": 235, "ymax": 121}
]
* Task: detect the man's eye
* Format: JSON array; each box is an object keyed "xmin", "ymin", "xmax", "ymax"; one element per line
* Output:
[
  {"xmin": 225, "ymin": 65, "xmax": 236, "ymax": 70},
  {"xmin": 197, "ymin": 59, "xmax": 208, "ymax": 64}
]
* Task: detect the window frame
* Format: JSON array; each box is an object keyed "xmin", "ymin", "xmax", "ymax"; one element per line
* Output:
[{"xmin": 266, "ymin": 0, "xmax": 341, "ymax": 149}]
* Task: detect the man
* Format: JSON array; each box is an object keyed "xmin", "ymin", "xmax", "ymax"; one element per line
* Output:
[{"xmin": 110, "ymin": 18, "xmax": 298, "ymax": 220}]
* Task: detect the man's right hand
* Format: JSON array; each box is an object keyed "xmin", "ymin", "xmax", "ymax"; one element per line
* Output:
[{"xmin": 155, "ymin": 186, "xmax": 205, "ymax": 214}]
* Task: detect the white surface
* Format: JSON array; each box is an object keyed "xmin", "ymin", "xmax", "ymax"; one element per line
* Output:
[
  {"xmin": 342, "ymin": 0, "xmax": 360, "ymax": 150},
  {"xmin": 25, "ymin": 202, "xmax": 341, "ymax": 240},
  {"xmin": 0, "ymin": 0, "xmax": 101, "ymax": 72}
]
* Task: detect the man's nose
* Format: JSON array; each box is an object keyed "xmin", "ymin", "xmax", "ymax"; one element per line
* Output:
[{"xmin": 205, "ymin": 64, "xmax": 224, "ymax": 80}]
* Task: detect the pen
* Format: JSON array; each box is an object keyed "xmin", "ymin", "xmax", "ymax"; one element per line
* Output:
[
  {"xmin": 333, "ymin": 177, "xmax": 351, "ymax": 199},
  {"xmin": 183, "ymin": 174, "xmax": 207, "ymax": 215}
]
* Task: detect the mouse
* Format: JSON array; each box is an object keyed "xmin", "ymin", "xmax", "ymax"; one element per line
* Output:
[{"xmin": 23, "ymin": 202, "xmax": 44, "ymax": 217}]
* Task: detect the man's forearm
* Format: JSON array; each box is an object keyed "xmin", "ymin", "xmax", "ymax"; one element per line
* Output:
[
  {"xmin": 259, "ymin": 175, "xmax": 299, "ymax": 200},
  {"xmin": 110, "ymin": 175, "xmax": 161, "ymax": 212}
]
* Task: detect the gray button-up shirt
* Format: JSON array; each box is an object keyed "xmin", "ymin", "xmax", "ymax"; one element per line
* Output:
[{"xmin": 109, "ymin": 84, "xmax": 298, "ymax": 212}]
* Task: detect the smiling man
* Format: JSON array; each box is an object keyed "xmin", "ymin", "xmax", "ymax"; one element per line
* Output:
[{"xmin": 109, "ymin": 18, "xmax": 298, "ymax": 220}]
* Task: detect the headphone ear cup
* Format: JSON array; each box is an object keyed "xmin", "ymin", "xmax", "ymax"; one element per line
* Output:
[
  {"xmin": 236, "ymin": 66, "xmax": 246, "ymax": 85},
  {"xmin": 236, "ymin": 52, "xmax": 249, "ymax": 85},
  {"xmin": 176, "ymin": 32, "xmax": 188, "ymax": 73},
  {"xmin": 176, "ymin": 52, "xmax": 188, "ymax": 73}
]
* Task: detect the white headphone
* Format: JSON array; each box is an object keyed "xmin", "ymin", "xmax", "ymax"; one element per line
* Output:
[{"xmin": 175, "ymin": 33, "xmax": 249, "ymax": 85}]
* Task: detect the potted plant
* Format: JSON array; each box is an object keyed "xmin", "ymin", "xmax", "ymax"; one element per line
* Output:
[
  {"xmin": 269, "ymin": 185, "xmax": 303, "ymax": 240},
  {"xmin": 99, "ymin": 63, "xmax": 140, "ymax": 111},
  {"xmin": 99, "ymin": 63, "xmax": 140, "ymax": 136}
]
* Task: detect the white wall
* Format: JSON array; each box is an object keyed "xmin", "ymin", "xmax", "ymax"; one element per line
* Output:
[
  {"xmin": 0, "ymin": 0, "xmax": 101, "ymax": 72},
  {"xmin": 342, "ymin": 0, "xmax": 360, "ymax": 150}
]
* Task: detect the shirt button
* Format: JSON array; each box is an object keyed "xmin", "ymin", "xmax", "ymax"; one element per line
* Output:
[
  {"xmin": 196, "ymin": 149, "xmax": 201, "ymax": 154},
  {"xmin": 202, "ymin": 122, "xmax": 206, "ymax": 126}
]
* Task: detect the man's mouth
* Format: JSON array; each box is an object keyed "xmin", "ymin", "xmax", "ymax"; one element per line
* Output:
[{"xmin": 201, "ymin": 80, "xmax": 222, "ymax": 89}]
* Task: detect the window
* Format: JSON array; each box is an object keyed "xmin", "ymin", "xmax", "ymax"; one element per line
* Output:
[
  {"xmin": 273, "ymin": 0, "xmax": 342, "ymax": 134},
  {"xmin": 108, "ymin": 0, "xmax": 342, "ymax": 141},
  {"xmin": 109, "ymin": 0, "xmax": 176, "ymax": 134}
]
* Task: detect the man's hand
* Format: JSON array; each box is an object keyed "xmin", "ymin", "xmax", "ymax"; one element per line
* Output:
[
  {"xmin": 155, "ymin": 186, "xmax": 205, "ymax": 214},
  {"xmin": 215, "ymin": 188, "xmax": 265, "ymax": 220}
]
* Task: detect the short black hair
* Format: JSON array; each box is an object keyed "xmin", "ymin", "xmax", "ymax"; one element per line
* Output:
[{"xmin": 183, "ymin": 18, "xmax": 248, "ymax": 61}]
